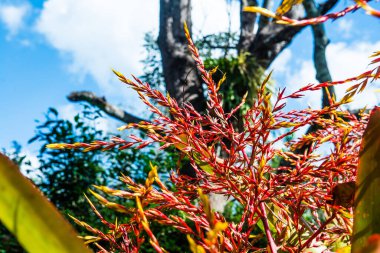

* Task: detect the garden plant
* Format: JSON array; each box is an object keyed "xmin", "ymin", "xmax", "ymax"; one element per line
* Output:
[
  {"xmin": 1, "ymin": 1, "xmax": 380, "ymax": 252},
  {"xmin": 48, "ymin": 13, "xmax": 380, "ymax": 252}
]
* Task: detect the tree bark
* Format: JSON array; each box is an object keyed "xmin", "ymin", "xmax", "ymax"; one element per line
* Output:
[
  {"xmin": 257, "ymin": 0, "xmax": 273, "ymax": 33},
  {"xmin": 67, "ymin": 0, "xmax": 339, "ymax": 124},
  {"xmin": 244, "ymin": 0, "xmax": 338, "ymax": 68},
  {"xmin": 238, "ymin": 0, "xmax": 258, "ymax": 53},
  {"xmin": 247, "ymin": 6, "xmax": 304, "ymax": 68},
  {"xmin": 67, "ymin": 91, "xmax": 146, "ymax": 123},
  {"xmin": 158, "ymin": 0, "xmax": 206, "ymax": 112},
  {"xmin": 65, "ymin": 0, "xmax": 340, "ymax": 213}
]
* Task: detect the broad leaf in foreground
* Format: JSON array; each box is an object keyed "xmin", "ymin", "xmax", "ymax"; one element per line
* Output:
[{"xmin": 0, "ymin": 153, "xmax": 92, "ymax": 253}]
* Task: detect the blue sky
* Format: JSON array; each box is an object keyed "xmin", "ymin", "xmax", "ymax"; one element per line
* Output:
[{"xmin": 0, "ymin": 0, "xmax": 379, "ymax": 164}]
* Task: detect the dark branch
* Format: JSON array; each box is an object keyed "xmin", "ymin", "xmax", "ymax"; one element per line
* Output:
[
  {"xmin": 198, "ymin": 34, "xmax": 238, "ymax": 51},
  {"xmin": 303, "ymin": 0, "xmax": 336, "ymax": 108},
  {"xmin": 67, "ymin": 91, "xmax": 146, "ymax": 124},
  {"xmin": 249, "ymin": 5, "xmax": 304, "ymax": 68},
  {"xmin": 319, "ymin": 0, "xmax": 339, "ymax": 15},
  {"xmin": 248, "ymin": 0, "xmax": 338, "ymax": 68},
  {"xmin": 158, "ymin": 0, "xmax": 206, "ymax": 112}
]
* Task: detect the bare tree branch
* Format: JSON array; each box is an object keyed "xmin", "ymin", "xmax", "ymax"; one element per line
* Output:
[
  {"xmin": 158, "ymin": 0, "xmax": 206, "ymax": 112},
  {"xmin": 248, "ymin": 0, "xmax": 338, "ymax": 68},
  {"xmin": 319, "ymin": 0, "xmax": 339, "ymax": 15},
  {"xmin": 303, "ymin": 0, "xmax": 336, "ymax": 108},
  {"xmin": 67, "ymin": 91, "xmax": 146, "ymax": 124},
  {"xmin": 249, "ymin": 6, "xmax": 304, "ymax": 68}
]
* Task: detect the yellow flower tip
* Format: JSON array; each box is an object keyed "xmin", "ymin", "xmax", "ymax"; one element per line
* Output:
[
  {"xmin": 89, "ymin": 189, "xmax": 108, "ymax": 203},
  {"xmin": 92, "ymin": 185, "xmax": 103, "ymax": 191},
  {"xmin": 183, "ymin": 21, "xmax": 189, "ymax": 33},
  {"xmin": 149, "ymin": 162, "xmax": 158, "ymax": 177},
  {"xmin": 83, "ymin": 193, "xmax": 95, "ymax": 206},
  {"xmin": 67, "ymin": 214, "xmax": 81, "ymax": 224},
  {"xmin": 206, "ymin": 222, "xmax": 228, "ymax": 242},
  {"xmin": 124, "ymin": 78, "xmax": 134, "ymax": 85},
  {"xmin": 118, "ymin": 123, "xmax": 134, "ymax": 131},
  {"xmin": 370, "ymin": 51, "xmax": 380, "ymax": 58},
  {"xmin": 88, "ymin": 189, "xmax": 97, "ymax": 196},
  {"xmin": 187, "ymin": 234, "xmax": 196, "ymax": 247},
  {"xmin": 197, "ymin": 188, "xmax": 204, "ymax": 197},
  {"xmin": 112, "ymin": 69, "xmax": 124, "ymax": 78},
  {"xmin": 46, "ymin": 143, "xmax": 65, "ymax": 149},
  {"xmin": 243, "ymin": 6, "xmax": 277, "ymax": 19},
  {"xmin": 135, "ymin": 196, "xmax": 143, "ymax": 212},
  {"xmin": 242, "ymin": 6, "xmax": 253, "ymax": 12},
  {"xmin": 214, "ymin": 221, "xmax": 228, "ymax": 232},
  {"xmin": 187, "ymin": 235, "xmax": 206, "ymax": 253},
  {"xmin": 276, "ymin": 20, "xmax": 295, "ymax": 25},
  {"xmin": 209, "ymin": 66, "xmax": 218, "ymax": 75},
  {"xmin": 106, "ymin": 203, "xmax": 129, "ymax": 214}
]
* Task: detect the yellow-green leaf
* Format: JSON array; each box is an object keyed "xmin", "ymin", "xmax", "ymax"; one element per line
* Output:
[
  {"xmin": 243, "ymin": 6, "xmax": 278, "ymax": 19},
  {"xmin": 0, "ymin": 153, "xmax": 92, "ymax": 253},
  {"xmin": 352, "ymin": 107, "xmax": 380, "ymax": 253},
  {"xmin": 276, "ymin": 0, "xmax": 303, "ymax": 15}
]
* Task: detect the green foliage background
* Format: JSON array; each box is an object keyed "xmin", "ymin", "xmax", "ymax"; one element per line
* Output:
[{"xmin": 0, "ymin": 106, "xmax": 187, "ymax": 252}]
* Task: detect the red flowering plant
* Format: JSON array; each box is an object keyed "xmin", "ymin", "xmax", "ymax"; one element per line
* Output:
[
  {"xmin": 243, "ymin": 0, "xmax": 380, "ymax": 26},
  {"xmin": 48, "ymin": 23, "xmax": 380, "ymax": 252}
]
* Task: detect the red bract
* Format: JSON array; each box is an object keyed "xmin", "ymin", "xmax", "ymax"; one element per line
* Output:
[
  {"xmin": 47, "ymin": 25, "xmax": 380, "ymax": 252},
  {"xmin": 243, "ymin": 0, "xmax": 380, "ymax": 26}
]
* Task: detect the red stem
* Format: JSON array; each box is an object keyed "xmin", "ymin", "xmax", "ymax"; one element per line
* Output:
[
  {"xmin": 299, "ymin": 212, "xmax": 337, "ymax": 251},
  {"xmin": 259, "ymin": 202, "xmax": 278, "ymax": 253}
]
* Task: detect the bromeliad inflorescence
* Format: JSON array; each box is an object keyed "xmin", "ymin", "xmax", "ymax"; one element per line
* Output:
[{"xmin": 47, "ymin": 22, "xmax": 380, "ymax": 252}]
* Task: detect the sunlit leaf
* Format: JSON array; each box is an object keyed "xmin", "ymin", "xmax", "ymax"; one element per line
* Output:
[
  {"xmin": 276, "ymin": 0, "xmax": 303, "ymax": 15},
  {"xmin": 0, "ymin": 153, "xmax": 92, "ymax": 253},
  {"xmin": 352, "ymin": 107, "xmax": 380, "ymax": 252}
]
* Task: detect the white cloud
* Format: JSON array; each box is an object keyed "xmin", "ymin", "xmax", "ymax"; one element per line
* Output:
[
  {"xmin": 336, "ymin": 19, "xmax": 353, "ymax": 38},
  {"xmin": 57, "ymin": 103, "xmax": 78, "ymax": 121},
  {"xmin": 270, "ymin": 49, "xmax": 292, "ymax": 74},
  {"xmin": 35, "ymin": 0, "xmax": 159, "ymax": 106},
  {"xmin": 286, "ymin": 60, "xmax": 322, "ymax": 108},
  {"xmin": 326, "ymin": 41, "xmax": 380, "ymax": 109},
  {"xmin": 35, "ymin": 0, "xmax": 242, "ymax": 111},
  {"xmin": 326, "ymin": 41, "xmax": 380, "ymax": 80},
  {"xmin": 0, "ymin": 3, "xmax": 30, "ymax": 38},
  {"xmin": 22, "ymin": 150, "xmax": 41, "ymax": 168},
  {"xmin": 37, "ymin": 1, "xmax": 378, "ymax": 113},
  {"xmin": 273, "ymin": 41, "xmax": 380, "ymax": 110},
  {"xmin": 57, "ymin": 103, "xmax": 110, "ymax": 133},
  {"xmin": 192, "ymin": 0, "xmax": 240, "ymax": 36}
]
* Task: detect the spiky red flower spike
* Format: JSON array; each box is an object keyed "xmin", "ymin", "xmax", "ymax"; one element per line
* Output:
[
  {"xmin": 244, "ymin": 0, "xmax": 379, "ymax": 26},
  {"xmin": 46, "ymin": 23, "xmax": 380, "ymax": 253}
]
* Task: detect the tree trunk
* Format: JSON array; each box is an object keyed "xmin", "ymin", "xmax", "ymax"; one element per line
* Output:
[
  {"xmin": 68, "ymin": 0, "xmax": 339, "ymax": 124},
  {"xmin": 247, "ymin": 6, "xmax": 304, "ymax": 68},
  {"xmin": 158, "ymin": 0, "xmax": 206, "ymax": 112},
  {"xmin": 65, "ymin": 0, "xmax": 339, "ymax": 213}
]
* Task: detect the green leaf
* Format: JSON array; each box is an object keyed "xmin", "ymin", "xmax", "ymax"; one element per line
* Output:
[
  {"xmin": 352, "ymin": 107, "xmax": 380, "ymax": 253},
  {"xmin": 0, "ymin": 153, "xmax": 92, "ymax": 253}
]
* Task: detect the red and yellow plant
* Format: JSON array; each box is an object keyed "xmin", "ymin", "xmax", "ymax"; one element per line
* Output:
[
  {"xmin": 47, "ymin": 22, "xmax": 380, "ymax": 252},
  {"xmin": 244, "ymin": 0, "xmax": 380, "ymax": 26}
]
